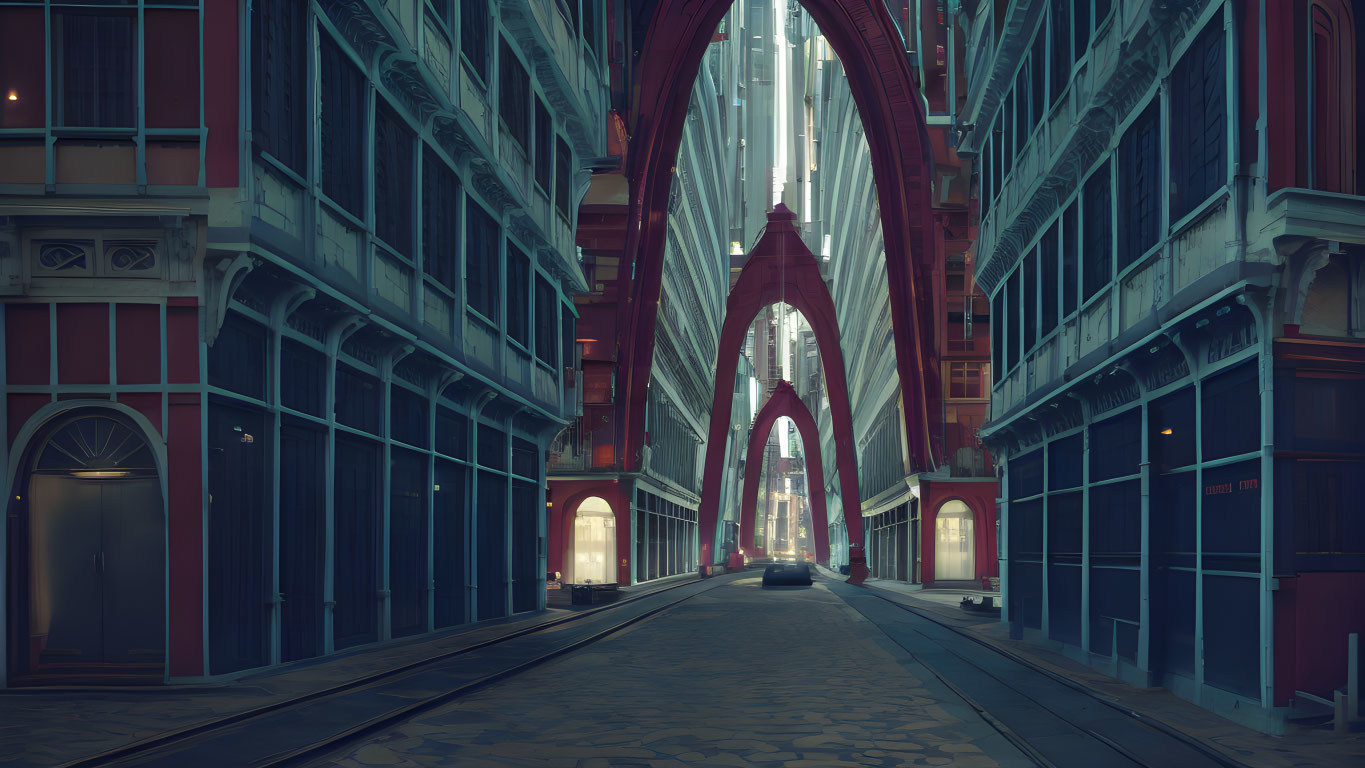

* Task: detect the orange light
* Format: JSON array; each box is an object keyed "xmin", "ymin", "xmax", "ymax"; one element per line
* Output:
[
  {"xmin": 576, "ymin": 338, "xmax": 598, "ymax": 343},
  {"xmin": 1160, "ymin": 428, "xmax": 1173, "ymax": 435},
  {"xmin": 6, "ymin": 92, "xmax": 16, "ymax": 101}
]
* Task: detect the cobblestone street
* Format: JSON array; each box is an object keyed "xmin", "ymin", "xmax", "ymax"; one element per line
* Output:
[{"xmin": 312, "ymin": 577, "xmax": 1025, "ymax": 768}]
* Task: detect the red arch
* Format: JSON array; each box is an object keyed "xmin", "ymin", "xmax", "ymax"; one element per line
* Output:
[
  {"xmin": 697, "ymin": 207, "xmax": 865, "ymax": 579},
  {"xmin": 616, "ymin": 1, "xmax": 939, "ymax": 528},
  {"xmin": 737, "ymin": 381, "xmax": 831, "ymax": 564}
]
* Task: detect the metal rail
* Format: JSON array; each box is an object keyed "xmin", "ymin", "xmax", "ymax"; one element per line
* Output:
[
  {"xmin": 257, "ymin": 584, "xmax": 713, "ymax": 767},
  {"xmin": 842, "ymin": 579, "xmax": 1253, "ymax": 768},
  {"xmin": 60, "ymin": 574, "xmax": 718, "ymax": 768}
]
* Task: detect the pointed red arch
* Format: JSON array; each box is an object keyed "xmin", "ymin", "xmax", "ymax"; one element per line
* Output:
[
  {"xmin": 737, "ymin": 380, "xmax": 831, "ymax": 564},
  {"xmin": 615, "ymin": 1, "xmax": 940, "ymax": 569},
  {"xmin": 697, "ymin": 207, "xmax": 865, "ymax": 580}
]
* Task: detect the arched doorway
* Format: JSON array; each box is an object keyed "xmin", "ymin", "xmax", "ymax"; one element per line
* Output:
[
  {"xmin": 572, "ymin": 497, "xmax": 617, "ymax": 585},
  {"xmin": 934, "ymin": 500, "xmax": 975, "ymax": 582},
  {"xmin": 8, "ymin": 411, "xmax": 165, "ymax": 683}
]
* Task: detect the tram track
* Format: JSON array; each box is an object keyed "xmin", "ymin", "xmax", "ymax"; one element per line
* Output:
[
  {"xmin": 831, "ymin": 577, "xmax": 1252, "ymax": 768},
  {"xmin": 58, "ymin": 573, "xmax": 733, "ymax": 768}
]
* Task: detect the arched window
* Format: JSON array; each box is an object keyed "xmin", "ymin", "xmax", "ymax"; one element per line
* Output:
[
  {"xmin": 573, "ymin": 497, "xmax": 617, "ymax": 584},
  {"xmin": 1309, "ymin": 0, "xmax": 1358, "ymax": 193},
  {"xmin": 935, "ymin": 500, "xmax": 975, "ymax": 581}
]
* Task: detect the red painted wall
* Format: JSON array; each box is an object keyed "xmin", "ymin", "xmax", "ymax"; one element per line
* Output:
[
  {"xmin": 166, "ymin": 392, "xmax": 203, "ymax": 676},
  {"xmin": 4, "ymin": 300, "xmax": 205, "ymax": 678},
  {"xmin": 1276, "ymin": 572, "xmax": 1365, "ymax": 703},
  {"xmin": 56, "ymin": 304, "xmax": 110, "ymax": 385},
  {"xmin": 5, "ymin": 305, "xmax": 49, "ymax": 386},
  {"xmin": 547, "ymin": 479, "xmax": 632, "ymax": 585},
  {"xmin": 920, "ymin": 480, "xmax": 998, "ymax": 587},
  {"xmin": 204, "ymin": 0, "xmax": 238, "ymax": 187}
]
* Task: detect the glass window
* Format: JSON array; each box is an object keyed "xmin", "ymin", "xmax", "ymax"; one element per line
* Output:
[
  {"xmin": 252, "ymin": 0, "xmax": 305, "ymax": 168},
  {"xmin": 1170, "ymin": 18, "xmax": 1227, "ymax": 220},
  {"xmin": 534, "ymin": 97, "xmax": 552, "ymax": 192},
  {"xmin": 1118, "ymin": 100, "xmax": 1161, "ymax": 269},
  {"xmin": 466, "ymin": 198, "xmax": 500, "ymax": 320},
  {"xmin": 209, "ymin": 313, "xmax": 267, "ymax": 400},
  {"xmin": 435, "ymin": 406, "xmax": 469, "ymax": 460},
  {"xmin": 53, "ymin": 9, "xmax": 135, "ymax": 128},
  {"xmin": 320, "ymin": 36, "xmax": 365, "ymax": 217},
  {"xmin": 422, "ymin": 147, "xmax": 460, "ymax": 290},
  {"xmin": 1201, "ymin": 362, "xmax": 1258, "ymax": 460},
  {"xmin": 1023, "ymin": 248, "xmax": 1038, "ymax": 351},
  {"xmin": 506, "ymin": 242, "xmax": 530, "ymax": 346},
  {"xmin": 478, "ymin": 424, "xmax": 507, "ymax": 471},
  {"xmin": 1081, "ymin": 161, "xmax": 1112, "ymax": 300},
  {"xmin": 1061, "ymin": 201, "xmax": 1079, "ymax": 317},
  {"xmin": 534, "ymin": 274, "xmax": 557, "ymax": 364},
  {"xmin": 374, "ymin": 103, "xmax": 414, "ymax": 255},
  {"xmin": 1040, "ymin": 222, "xmax": 1059, "ymax": 337},
  {"xmin": 390, "ymin": 386, "xmax": 429, "ymax": 449},
  {"xmin": 281, "ymin": 339, "xmax": 325, "ymax": 417},
  {"xmin": 1047, "ymin": 434, "xmax": 1083, "ymax": 490},
  {"xmin": 555, "ymin": 136, "xmax": 572, "ymax": 220},
  {"xmin": 498, "ymin": 38, "xmax": 529, "ymax": 153},
  {"xmin": 1149, "ymin": 387, "xmax": 1195, "ymax": 471},
  {"xmin": 1090, "ymin": 407, "xmax": 1140, "ymax": 481},
  {"xmin": 335, "ymin": 364, "xmax": 381, "ymax": 434},
  {"xmin": 460, "ymin": 0, "xmax": 489, "ymax": 83},
  {"xmin": 1049, "ymin": 0, "xmax": 1071, "ymax": 105}
]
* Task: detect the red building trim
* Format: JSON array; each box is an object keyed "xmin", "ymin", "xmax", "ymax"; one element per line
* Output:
[
  {"xmin": 547, "ymin": 479, "xmax": 632, "ymax": 586},
  {"xmin": 919, "ymin": 481, "xmax": 998, "ymax": 588}
]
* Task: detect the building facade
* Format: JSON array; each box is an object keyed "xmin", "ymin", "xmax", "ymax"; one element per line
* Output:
[
  {"xmin": 0, "ymin": 0, "xmax": 601, "ymax": 685},
  {"xmin": 811, "ymin": 4, "xmax": 999, "ymax": 588},
  {"xmin": 961, "ymin": 0, "xmax": 1364, "ymax": 731}
]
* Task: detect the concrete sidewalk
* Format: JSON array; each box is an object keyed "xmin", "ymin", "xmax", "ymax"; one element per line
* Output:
[{"xmin": 831, "ymin": 567, "xmax": 1365, "ymax": 768}]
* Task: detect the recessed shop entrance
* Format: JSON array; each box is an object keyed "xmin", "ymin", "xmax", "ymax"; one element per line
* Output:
[
  {"xmin": 572, "ymin": 497, "xmax": 616, "ymax": 585},
  {"xmin": 8, "ymin": 411, "xmax": 165, "ymax": 684}
]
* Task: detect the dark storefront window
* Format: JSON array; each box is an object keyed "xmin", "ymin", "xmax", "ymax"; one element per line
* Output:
[
  {"xmin": 209, "ymin": 313, "xmax": 267, "ymax": 400},
  {"xmin": 477, "ymin": 470, "xmax": 508, "ymax": 619},
  {"xmin": 389, "ymin": 450, "xmax": 429, "ymax": 638},
  {"xmin": 433, "ymin": 460, "xmax": 468, "ymax": 627},
  {"xmin": 334, "ymin": 437, "xmax": 381, "ymax": 649},
  {"xmin": 1202, "ymin": 362, "xmax": 1259, "ymax": 460},
  {"xmin": 207, "ymin": 401, "xmax": 270, "ymax": 673},
  {"xmin": 335, "ymin": 364, "xmax": 381, "ymax": 434},
  {"xmin": 279, "ymin": 420, "xmax": 326, "ymax": 662},
  {"xmin": 390, "ymin": 386, "xmax": 429, "ymax": 449},
  {"xmin": 280, "ymin": 339, "xmax": 325, "ymax": 417}
]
